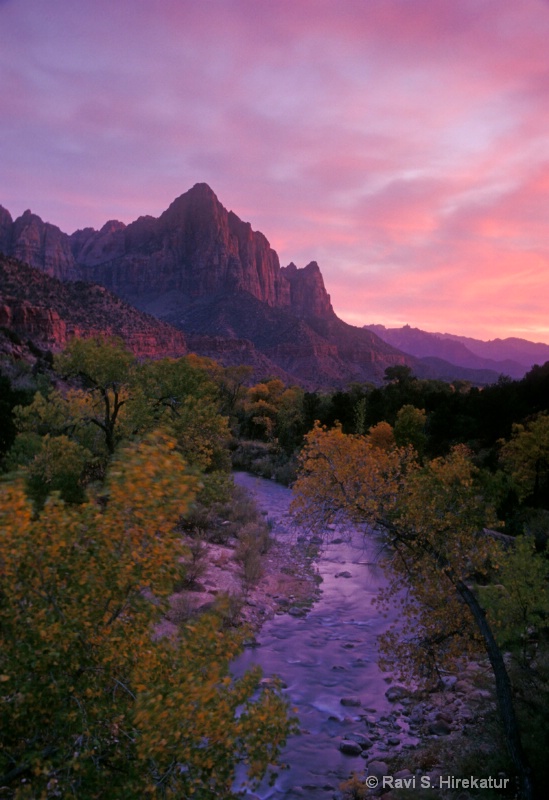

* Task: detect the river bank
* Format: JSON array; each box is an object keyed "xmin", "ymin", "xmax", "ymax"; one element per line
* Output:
[
  {"xmin": 231, "ymin": 473, "xmax": 506, "ymax": 800},
  {"xmin": 161, "ymin": 471, "xmax": 505, "ymax": 799}
]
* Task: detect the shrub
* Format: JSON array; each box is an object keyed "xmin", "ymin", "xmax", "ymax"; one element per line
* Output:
[
  {"xmin": 166, "ymin": 593, "xmax": 196, "ymax": 626},
  {"xmin": 180, "ymin": 536, "xmax": 209, "ymax": 588},
  {"xmin": 235, "ymin": 522, "xmax": 272, "ymax": 589},
  {"xmin": 211, "ymin": 592, "xmax": 245, "ymax": 629}
]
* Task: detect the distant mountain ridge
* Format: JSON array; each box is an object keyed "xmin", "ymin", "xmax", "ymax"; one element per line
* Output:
[
  {"xmin": 366, "ymin": 324, "xmax": 549, "ymax": 379},
  {"xmin": 0, "ymin": 184, "xmax": 531, "ymax": 388},
  {"xmin": 435, "ymin": 331, "xmax": 549, "ymax": 370}
]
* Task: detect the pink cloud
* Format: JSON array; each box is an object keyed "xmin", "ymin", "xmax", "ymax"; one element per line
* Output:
[{"xmin": 1, "ymin": 0, "xmax": 549, "ymax": 342}]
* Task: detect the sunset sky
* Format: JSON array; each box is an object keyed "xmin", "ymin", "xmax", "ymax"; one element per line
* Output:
[{"xmin": 1, "ymin": 0, "xmax": 549, "ymax": 343}]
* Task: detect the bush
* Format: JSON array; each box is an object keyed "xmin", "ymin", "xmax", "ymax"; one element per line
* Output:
[
  {"xmin": 179, "ymin": 537, "xmax": 209, "ymax": 588},
  {"xmin": 211, "ymin": 592, "xmax": 245, "ymax": 629},
  {"xmin": 235, "ymin": 522, "xmax": 272, "ymax": 589},
  {"xmin": 339, "ymin": 773, "xmax": 368, "ymax": 800},
  {"xmin": 239, "ymin": 546, "xmax": 263, "ymax": 588},
  {"xmin": 166, "ymin": 593, "xmax": 196, "ymax": 626},
  {"xmin": 181, "ymin": 477, "xmax": 262, "ymax": 544}
]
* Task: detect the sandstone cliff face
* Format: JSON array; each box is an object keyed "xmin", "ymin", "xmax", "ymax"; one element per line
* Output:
[
  {"xmin": 71, "ymin": 184, "xmax": 295, "ymax": 309},
  {"xmin": 0, "ymin": 185, "xmax": 333, "ymax": 320},
  {"xmin": 0, "ymin": 185, "xmax": 423, "ymax": 387},
  {"xmin": 0, "ymin": 255, "xmax": 187, "ymax": 359},
  {"xmin": 74, "ymin": 219, "xmax": 127, "ymax": 267},
  {"xmin": 0, "ymin": 301, "xmax": 67, "ymax": 346},
  {"xmin": 10, "ymin": 211, "xmax": 76, "ymax": 281},
  {"xmin": 0, "ymin": 206, "xmax": 13, "ymax": 255},
  {"xmin": 281, "ymin": 261, "xmax": 333, "ymax": 318}
]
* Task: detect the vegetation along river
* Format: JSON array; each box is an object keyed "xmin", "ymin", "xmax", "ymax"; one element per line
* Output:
[{"xmin": 232, "ymin": 472, "xmax": 416, "ymax": 799}]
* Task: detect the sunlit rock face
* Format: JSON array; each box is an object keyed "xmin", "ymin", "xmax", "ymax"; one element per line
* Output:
[{"xmin": 281, "ymin": 261, "xmax": 334, "ymax": 318}]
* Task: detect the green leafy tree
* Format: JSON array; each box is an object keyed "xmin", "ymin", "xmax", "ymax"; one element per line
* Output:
[
  {"xmin": 394, "ymin": 404, "xmax": 427, "ymax": 458},
  {"xmin": 240, "ymin": 380, "xmax": 304, "ymax": 450},
  {"xmin": 25, "ymin": 434, "xmax": 90, "ymax": 508},
  {"xmin": 482, "ymin": 536, "xmax": 549, "ymax": 786},
  {"xmin": 383, "ymin": 364, "xmax": 414, "ymax": 385},
  {"xmin": 54, "ymin": 336, "xmax": 135, "ymax": 455},
  {"xmin": 131, "ymin": 356, "xmax": 231, "ymax": 472},
  {"xmin": 499, "ymin": 413, "xmax": 549, "ymax": 508},
  {"xmin": 9, "ymin": 340, "xmax": 233, "ymax": 505},
  {"xmin": 242, "ymin": 380, "xmax": 287, "ymax": 441}
]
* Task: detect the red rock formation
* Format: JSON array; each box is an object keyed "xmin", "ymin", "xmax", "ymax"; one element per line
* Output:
[
  {"xmin": 281, "ymin": 261, "xmax": 333, "ymax": 318},
  {"xmin": 0, "ymin": 205, "xmax": 12, "ymax": 255},
  {"xmin": 74, "ymin": 219, "xmax": 127, "ymax": 267},
  {"xmin": 0, "ymin": 301, "xmax": 67, "ymax": 346},
  {"xmin": 0, "ymin": 185, "xmax": 425, "ymax": 387},
  {"xmin": 0, "ymin": 255, "xmax": 187, "ymax": 359},
  {"xmin": 1, "ymin": 185, "xmax": 332, "ymax": 319},
  {"xmin": 71, "ymin": 184, "xmax": 294, "ymax": 309},
  {"xmin": 10, "ymin": 210, "xmax": 76, "ymax": 281}
]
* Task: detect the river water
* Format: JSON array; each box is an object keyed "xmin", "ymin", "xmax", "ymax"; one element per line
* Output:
[{"xmin": 232, "ymin": 473, "xmax": 411, "ymax": 799}]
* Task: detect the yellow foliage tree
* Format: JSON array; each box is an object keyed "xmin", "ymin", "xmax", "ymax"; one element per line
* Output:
[
  {"xmin": 292, "ymin": 424, "xmax": 533, "ymax": 799},
  {"xmin": 0, "ymin": 433, "xmax": 292, "ymax": 798}
]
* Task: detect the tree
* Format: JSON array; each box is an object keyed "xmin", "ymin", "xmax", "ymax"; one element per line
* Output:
[
  {"xmin": 54, "ymin": 336, "xmax": 135, "ymax": 455},
  {"xmin": 394, "ymin": 404, "xmax": 427, "ymax": 459},
  {"xmin": 0, "ymin": 371, "xmax": 31, "ymax": 461},
  {"xmin": 240, "ymin": 380, "xmax": 304, "ymax": 449},
  {"xmin": 241, "ymin": 380, "xmax": 286, "ymax": 441},
  {"xmin": 367, "ymin": 421, "xmax": 396, "ymax": 452},
  {"xmin": 131, "ymin": 356, "xmax": 231, "ymax": 472},
  {"xmin": 0, "ymin": 433, "xmax": 292, "ymax": 798},
  {"xmin": 9, "ymin": 340, "xmax": 233, "ymax": 504},
  {"xmin": 499, "ymin": 413, "xmax": 549, "ymax": 508},
  {"xmin": 292, "ymin": 425, "xmax": 533, "ymax": 799},
  {"xmin": 481, "ymin": 537, "xmax": 549, "ymax": 785},
  {"xmin": 24, "ymin": 434, "xmax": 90, "ymax": 508},
  {"xmin": 383, "ymin": 364, "xmax": 414, "ymax": 385}
]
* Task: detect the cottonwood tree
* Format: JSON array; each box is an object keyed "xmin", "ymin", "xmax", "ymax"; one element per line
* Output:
[
  {"xmin": 9, "ymin": 339, "xmax": 233, "ymax": 506},
  {"xmin": 54, "ymin": 335, "xmax": 135, "ymax": 455},
  {"xmin": 0, "ymin": 432, "xmax": 293, "ymax": 799},
  {"xmin": 130, "ymin": 355, "xmax": 231, "ymax": 472},
  {"xmin": 292, "ymin": 423, "xmax": 533, "ymax": 800},
  {"xmin": 499, "ymin": 412, "xmax": 549, "ymax": 508}
]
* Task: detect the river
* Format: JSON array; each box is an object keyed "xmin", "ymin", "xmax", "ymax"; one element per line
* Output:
[{"xmin": 232, "ymin": 472, "xmax": 415, "ymax": 799}]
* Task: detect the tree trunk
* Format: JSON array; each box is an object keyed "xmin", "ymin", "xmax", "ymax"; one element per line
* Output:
[{"xmin": 454, "ymin": 576, "xmax": 533, "ymax": 800}]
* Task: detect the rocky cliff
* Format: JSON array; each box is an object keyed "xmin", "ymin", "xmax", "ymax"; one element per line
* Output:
[
  {"xmin": 2, "ymin": 184, "xmax": 493, "ymax": 388},
  {"xmin": 8, "ymin": 209, "xmax": 77, "ymax": 281},
  {"xmin": 0, "ymin": 254, "xmax": 187, "ymax": 359},
  {"xmin": 0, "ymin": 184, "xmax": 333, "ymax": 320}
]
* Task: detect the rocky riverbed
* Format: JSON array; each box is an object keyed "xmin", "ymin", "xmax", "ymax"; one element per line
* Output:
[{"xmin": 230, "ymin": 473, "xmax": 506, "ymax": 800}]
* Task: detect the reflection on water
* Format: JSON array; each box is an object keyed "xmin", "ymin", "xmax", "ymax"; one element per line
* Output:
[{"xmin": 232, "ymin": 473, "xmax": 405, "ymax": 799}]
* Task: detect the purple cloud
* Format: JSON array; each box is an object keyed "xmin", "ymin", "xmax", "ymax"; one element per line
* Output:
[{"xmin": 1, "ymin": 0, "xmax": 549, "ymax": 342}]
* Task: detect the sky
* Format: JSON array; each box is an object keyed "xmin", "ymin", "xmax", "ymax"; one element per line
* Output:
[{"xmin": 1, "ymin": 0, "xmax": 549, "ymax": 344}]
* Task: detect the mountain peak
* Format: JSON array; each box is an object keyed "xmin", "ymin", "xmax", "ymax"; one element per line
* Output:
[
  {"xmin": 281, "ymin": 261, "xmax": 333, "ymax": 318},
  {"xmin": 189, "ymin": 181, "xmax": 217, "ymax": 196}
]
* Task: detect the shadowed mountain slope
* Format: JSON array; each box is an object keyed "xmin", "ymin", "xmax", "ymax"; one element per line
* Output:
[
  {"xmin": 0, "ymin": 185, "xmax": 515, "ymax": 388},
  {"xmin": 0, "ymin": 254, "xmax": 187, "ymax": 359}
]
